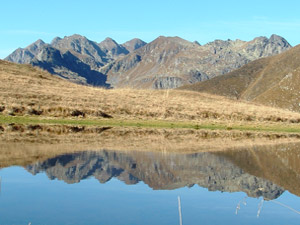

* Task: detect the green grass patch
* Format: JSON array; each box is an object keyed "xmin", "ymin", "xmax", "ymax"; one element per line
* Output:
[{"xmin": 1, "ymin": 114, "xmax": 300, "ymax": 133}]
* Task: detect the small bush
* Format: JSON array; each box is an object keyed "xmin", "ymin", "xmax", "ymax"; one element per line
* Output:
[
  {"xmin": 71, "ymin": 110, "xmax": 85, "ymax": 117},
  {"xmin": 96, "ymin": 111, "xmax": 113, "ymax": 118}
]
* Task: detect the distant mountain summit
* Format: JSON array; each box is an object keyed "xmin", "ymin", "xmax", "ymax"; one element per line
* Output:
[
  {"xmin": 5, "ymin": 34, "xmax": 291, "ymax": 88},
  {"xmin": 98, "ymin": 37, "xmax": 129, "ymax": 58},
  {"xmin": 5, "ymin": 39, "xmax": 47, "ymax": 64},
  {"xmin": 122, "ymin": 38, "xmax": 147, "ymax": 53}
]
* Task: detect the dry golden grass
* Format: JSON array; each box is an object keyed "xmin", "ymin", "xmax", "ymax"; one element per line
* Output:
[{"xmin": 1, "ymin": 60, "xmax": 300, "ymax": 128}]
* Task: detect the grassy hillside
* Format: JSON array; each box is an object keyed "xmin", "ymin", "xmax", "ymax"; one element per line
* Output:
[
  {"xmin": 1, "ymin": 60, "xmax": 300, "ymax": 131},
  {"xmin": 179, "ymin": 44, "xmax": 300, "ymax": 112}
]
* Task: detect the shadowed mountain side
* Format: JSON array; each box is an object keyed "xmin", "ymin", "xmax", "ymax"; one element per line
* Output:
[
  {"xmin": 26, "ymin": 150, "xmax": 284, "ymax": 200},
  {"xmin": 180, "ymin": 44, "xmax": 300, "ymax": 112},
  {"xmin": 31, "ymin": 46, "xmax": 109, "ymax": 87},
  {"xmin": 215, "ymin": 142, "xmax": 300, "ymax": 198}
]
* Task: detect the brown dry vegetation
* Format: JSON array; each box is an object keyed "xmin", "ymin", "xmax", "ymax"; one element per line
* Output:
[{"xmin": 1, "ymin": 60, "xmax": 300, "ymax": 128}]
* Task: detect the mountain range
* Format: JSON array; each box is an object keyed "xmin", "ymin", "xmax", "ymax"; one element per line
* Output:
[
  {"xmin": 5, "ymin": 34, "xmax": 291, "ymax": 89},
  {"xmin": 5, "ymin": 35, "xmax": 147, "ymax": 86}
]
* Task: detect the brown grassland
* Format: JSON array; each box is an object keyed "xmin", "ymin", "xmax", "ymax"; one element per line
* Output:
[{"xmin": 1, "ymin": 59, "xmax": 300, "ymax": 131}]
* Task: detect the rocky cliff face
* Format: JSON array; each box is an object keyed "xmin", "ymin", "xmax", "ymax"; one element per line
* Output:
[
  {"xmin": 5, "ymin": 34, "xmax": 291, "ymax": 89},
  {"xmin": 26, "ymin": 150, "xmax": 285, "ymax": 200},
  {"xmin": 104, "ymin": 35, "xmax": 291, "ymax": 89}
]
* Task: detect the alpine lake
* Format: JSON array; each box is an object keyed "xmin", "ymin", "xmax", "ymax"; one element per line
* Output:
[{"xmin": 0, "ymin": 124, "xmax": 300, "ymax": 225}]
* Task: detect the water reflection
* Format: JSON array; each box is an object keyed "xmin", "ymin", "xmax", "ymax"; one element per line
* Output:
[
  {"xmin": 1, "ymin": 138, "xmax": 300, "ymax": 224},
  {"xmin": 24, "ymin": 144, "xmax": 300, "ymax": 200}
]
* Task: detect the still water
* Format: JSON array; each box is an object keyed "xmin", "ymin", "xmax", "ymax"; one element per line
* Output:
[{"xmin": 0, "ymin": 147, "xmax": 300, "ymax": 225}]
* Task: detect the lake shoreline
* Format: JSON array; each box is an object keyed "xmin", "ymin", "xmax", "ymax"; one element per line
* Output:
[{"xmin": 1, "ymin": 114, "xmax": 300, "ymax": 134}]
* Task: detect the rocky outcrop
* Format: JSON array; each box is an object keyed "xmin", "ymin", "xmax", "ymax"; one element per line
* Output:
[{"xmin": 26, "ymin": 150, "xmax": 285, "ymax": 200}]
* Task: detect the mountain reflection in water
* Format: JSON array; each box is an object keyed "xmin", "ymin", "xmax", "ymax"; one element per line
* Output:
[{"xmin": 25, "ymin": 146, "xmax": 299, "ymax": 201}]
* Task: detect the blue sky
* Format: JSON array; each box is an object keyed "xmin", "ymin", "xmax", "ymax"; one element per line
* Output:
[{"xmin": 1, "ymin": 0, "xmax": 300, "ymax": 59}]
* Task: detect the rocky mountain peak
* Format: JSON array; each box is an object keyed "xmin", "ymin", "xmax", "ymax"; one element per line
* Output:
[
  {"xmin": 122, "ymin": 38, "xmax": 147, "ymax": 53},
  {"xmin": 99, "ymin": 37, "xmax": 120, "ymax": 50},
  {"xmin": 4, "ymin": 38, "xmax": 47, "ymax": 64},
  {"xmin": 98, "ymin": 37, "xmax": 129, "ymax": 58},
  {"xmin": 245, "ymin": 34, "xmax": 292, "ymax": 58},
  {"xmin": 269, "ymin": 34, "xmax": 291, "ymax": 48},
  {"xmin": 33, "ymin": 39, "xmax": 45, "ymax": 46},
  {"xmin": 50, "ymin": 36, "xmax": 62, "ymax": 45}
]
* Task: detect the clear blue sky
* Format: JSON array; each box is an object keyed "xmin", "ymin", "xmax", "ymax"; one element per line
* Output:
[{"xmin": 1, "ymin": 0, "xmax": 300, "ymax": 59}]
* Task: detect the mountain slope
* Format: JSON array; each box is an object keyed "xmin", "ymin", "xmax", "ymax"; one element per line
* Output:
[
  {"xmin": 103, "ymin": 34, "xmax": 291, "ymax": 89},
  {"xmin": 179, "ymin": 44, "xmax": 300, "ymax": 112}
]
